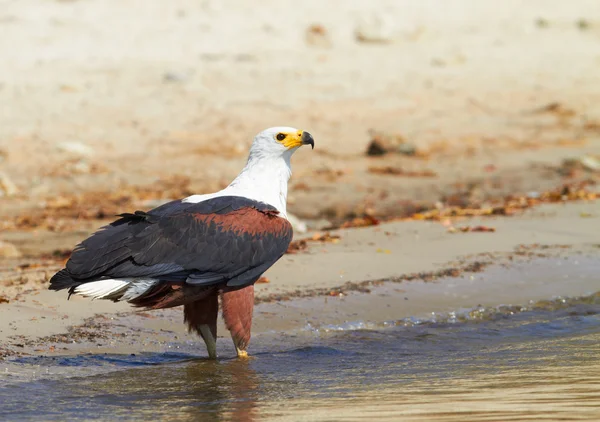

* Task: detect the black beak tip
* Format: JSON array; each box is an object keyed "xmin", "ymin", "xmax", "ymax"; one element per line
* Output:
[{"xmin": 301, "ymin": 131, "xmax": 315, "ymax": 149}]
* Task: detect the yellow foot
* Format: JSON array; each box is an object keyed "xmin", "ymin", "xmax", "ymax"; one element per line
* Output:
[{"xmin": 236, "ymin": 348, "xmax": 249, "ymax": 359}]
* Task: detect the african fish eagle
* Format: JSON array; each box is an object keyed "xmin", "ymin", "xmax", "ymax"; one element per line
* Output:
[{"xmin": 49, "ymin": 127, "xmax": 314, "ymax": 359}]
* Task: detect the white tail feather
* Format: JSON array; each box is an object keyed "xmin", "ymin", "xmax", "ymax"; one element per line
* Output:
[
  {"xmin": 121, "ymin": 279, "xmax": 159, "ymax": 302},
  {"xmin": 73, "ymin": 278, "xmax": 160, "ymax": 301},
  {"xmin": 73, "ymin": 279, "xmax": 130, "ymax": 299}
]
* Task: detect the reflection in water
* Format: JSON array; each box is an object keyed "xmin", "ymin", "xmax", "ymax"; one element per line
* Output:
[
  {"xmin": 181, "ymin": 359, "xmax": 260, "ymax": 422},
  {"xmin": 69, "ymin": 359, "xmax": 260, "ymax": 421},
  {"xmin": 1, "ymin": 292, "xmax": 599, "ymax": 421},
  {"xmin": 0, "ymin": 356, "xmax": 263, "ymax": 421}
]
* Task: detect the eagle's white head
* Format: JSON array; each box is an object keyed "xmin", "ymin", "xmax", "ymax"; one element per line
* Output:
[
  {"xmin": 248, "ymin": 126, "xmax": 315, "ymax": 160},
  {"xmin": 184, "ymin": 127, "xmax": 315, "ymax": 218},
  {"xmin": 236, "ymin": 127, "xmax": 314, "ymax": 217}
]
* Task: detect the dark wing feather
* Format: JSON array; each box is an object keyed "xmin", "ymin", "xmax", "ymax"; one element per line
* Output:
[{"xmin": 50, "ymin": 196, "xmax": 293, "ymax": 290}]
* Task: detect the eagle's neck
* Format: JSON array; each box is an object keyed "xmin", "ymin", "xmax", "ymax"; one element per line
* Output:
[{"xmin": 225, "ymin": 153, "xmax": 292, "ymax": 218}]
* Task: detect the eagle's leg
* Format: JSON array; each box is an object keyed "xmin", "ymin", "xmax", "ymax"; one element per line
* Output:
[
  {"xmin": 221, "ymin": 285, "xmax": 254, "ymax": 358},
  {"xmin": 184, "ymin": 292, "xmax": 219, "ymax": 359}
]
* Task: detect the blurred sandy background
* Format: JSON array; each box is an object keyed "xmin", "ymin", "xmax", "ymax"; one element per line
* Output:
[{"xmin": 1, "ymin": 0, "xmax": 599, "ymax": 222}]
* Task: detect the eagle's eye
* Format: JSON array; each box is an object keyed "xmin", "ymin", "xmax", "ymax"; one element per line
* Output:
[{"xmin": 276, "ymin": 133, "xmax": 286, "ymax": 141}]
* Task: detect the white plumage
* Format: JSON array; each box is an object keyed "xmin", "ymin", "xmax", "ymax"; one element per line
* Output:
[
  {"xmin": 73, "ymin": 278, "xmax": 130, "ymax": 299},
  {"xmin": 73, "ymin": 278, "xmax": 160, "ymax": 302},
  {"xmin": 183, "ymin": 126, "xmax": 298, "ymax": 218}
]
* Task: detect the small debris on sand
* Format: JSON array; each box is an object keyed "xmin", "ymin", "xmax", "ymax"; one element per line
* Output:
[
  {"xmin": 448, "ymin": 225, "xmax": 496, "ymax": 233},
  {"xmin": 366, "ymin": 130, "xmax": 418, "ymax": 157},
  {"xmin": 407, "ymin": 183, "xmax": 598, "ymax": 222},
  {"xmin": 576, "ymin": 19, "xmax": 591, "ymax": 30},
  {"xmin": 286, "ymin": 232, "xmax": 341, "ymax": 254},
  {"xmin": 311, "ymin": 232, "xmax": 341, "ymax": 243},
  {"xmin": 339, "ymin": 215, "xmax": 379, "ymax": 229},
  {"xmin": 368, "ymin": 166, "xmax": 437, "ymax": 177},
  {"xmin": 286, "ymin": 239, "xmax": 308, "ymax": 254},
  {"xmin": 2, "ymin": 175, "xmax": 195, "ymax": 232},
  {"xmin": 43, "ymin": 159, "xmax": 108, "ymax": 177},
  {"xmin": 306, "ymin": 24, "xmax": 331, "ymax": 48}
]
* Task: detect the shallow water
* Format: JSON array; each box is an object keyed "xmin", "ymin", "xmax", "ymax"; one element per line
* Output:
[{"xmin": 1, "ymin": 261, "xmax": 600, "ymax": 421}]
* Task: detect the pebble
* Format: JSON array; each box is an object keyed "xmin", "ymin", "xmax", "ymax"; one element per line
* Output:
[
  {"xmin": 71, "ymin": 160, "xmax": 92, "ymax": 174},
  {"xmin": 354, "ymin": 15, "xmax": 396, "ymax": 43},
  {"xmin": 0, "ymin": 240, "xmax": 22, "ymax": 258},
  {"xmin": 287, "ymin": 213, "xmax": 308, "ymax": 234},
  {"xmin": 580, "ymin": 155, "xmax": 600, "ymax": 172},
  {"xmin": 306, "ymin": 218, "xmax": 333, "ymax": 231},
  {"xmin": 0, "ymin": 172, "xmax": 18, "ymax": 196},
  {"xmin": 163, "ymin": 71, "xmax": 190, "ymax": 83},
  {"xmin": 397, "ymin": 143, "xmax": 417, "ymax": 156},
  {"xmin": 56, "ymin": 142, "xmax": 94, "ymax": 157},
  {"xmin": 366, "ymin": 139, "xmax": 388, "ymax": 156}
]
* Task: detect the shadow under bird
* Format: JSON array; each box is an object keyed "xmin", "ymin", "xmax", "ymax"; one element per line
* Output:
[{"xmin": 49, "ymin": 127, "xmax": 314, "ymax": 359}]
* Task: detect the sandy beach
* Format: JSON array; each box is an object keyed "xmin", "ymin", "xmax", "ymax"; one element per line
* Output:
[{"xmin": 0, "ymin": 1, "xmax": 599, "ymax": 420}]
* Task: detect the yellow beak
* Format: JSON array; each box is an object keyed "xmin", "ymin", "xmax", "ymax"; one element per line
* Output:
[{"xmin": 283, "ymin": 130, "xmax": 315, "ymax": 149}]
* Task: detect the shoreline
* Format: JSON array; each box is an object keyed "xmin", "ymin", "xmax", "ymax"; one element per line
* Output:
[{"xmin": 0, "ymin": 200, "xmax": 598, "ymax": 360}]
